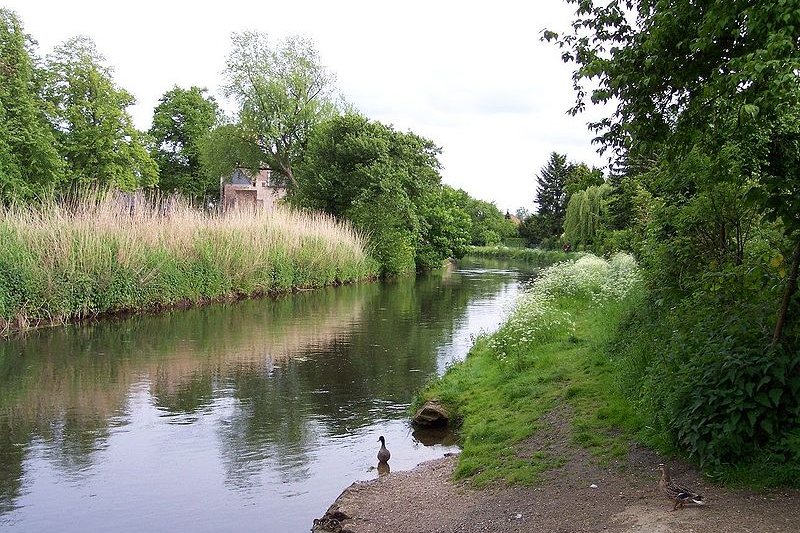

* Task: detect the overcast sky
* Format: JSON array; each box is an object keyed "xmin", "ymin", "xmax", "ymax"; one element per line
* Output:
[{"xmin": 6, "ymin": 0, "xmax": 609, "ymax": 213}]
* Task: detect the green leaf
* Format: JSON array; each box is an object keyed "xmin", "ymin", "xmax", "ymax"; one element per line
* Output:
[{"xmin": 768, "ymin": 388, "xmax": 783, "ymax": 407}]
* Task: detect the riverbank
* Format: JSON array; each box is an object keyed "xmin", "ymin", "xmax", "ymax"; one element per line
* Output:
[
  {"xmin": 467, "ymin": 245, "xmax": 578, "ymax": 266},
  {"xmin": 0, "ymin": 193, "xmax": 378, "ymax": 335},
  {"xmin": 318, "ymin": 436, "xmax": 800, "ymax": 532},
  {"xmin": 313, "ymin": 253, "xmax": 800, "ymax": 531}
]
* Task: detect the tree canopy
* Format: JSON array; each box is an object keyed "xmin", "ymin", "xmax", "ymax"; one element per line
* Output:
[
  {"xmin": 548, "ymin": 0, "xmax": 800, "ymax": 468},
  {"xmin": 217, "ymin": 32, "xmax": 339, "ymax": 188},
  {"xmin": 0, "ymin": 8, "xmax": 62, "ymax": 200},
  {"xmin": 295, "ymin": 113, "xmax": 471, "ymax": 274},
  {"xmin": 149, "ymin": 86, "xmax": 220, "ymax": 200},
  {"xmin": 45, "ymin": 36, "xmax": 157, "ymax": 190}
]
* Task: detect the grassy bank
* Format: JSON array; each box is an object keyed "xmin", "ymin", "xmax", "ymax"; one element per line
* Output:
[
  {"xmin": 416, "ymin": 254, "xmax": 644, "ymax": 486},
  {"xmin": 467, "ymin": 245, "xmax": 579, "ymax": 266},
  {"xmin": 0, "ymin": 193, "xmax": 378, "ymax": 334}
]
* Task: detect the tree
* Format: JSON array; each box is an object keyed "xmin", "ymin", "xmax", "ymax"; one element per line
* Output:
[
  {"xmin": 563, "ymin": 183, "xmax": 611, "ymax": 249},
  {"xmin": 548, "ymin": 0, "xmax": 800, "ymax": 466},
  {"xmin": 446, "ymin": 187, "xmax": 517, "ymax": 246},
  {"xmin": 218, "ymin": 32, "xmax": 338, "ymax": 189},
  {"xmin": 0, "ymin": 8, "xmax": 62, "ymax": 200},
  {"xmin": 532, "ymin": 152, "xmax": 570, "ymax": 240},
  {"xmin": 295, "ymin": 113, "xmax": 464, "ymax": 274},
  {"xmin": 565, "ymin": 163, "xmax": 604, "ymax": 199},
  {"xmin": 149, "ymin": 86, "xmax": 220, "ymax": 200},
  {"xmin": 45, "ymin": 36, "xmax": 157, "ymax": 190},
  {"xmin": 546, "ymin": 0, "xmax": 800, "ymax": 343}
]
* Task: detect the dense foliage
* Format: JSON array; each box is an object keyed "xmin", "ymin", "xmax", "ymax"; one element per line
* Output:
[
  {"xmin": 550, "ymin": 0, "xmax": 800, "ymax": 476},
  {"xmin": 294, "ymin": 113, "xmax": 471, "ymax": 274},
  {"xmin": 44, "ymin": 37, "xmax": 158, "ymax": 190},
  {"xmin": 446, "ymin": 187, "xmax": 518, "ymax": 246},
  {"xmin": 520, "ymin": 153, "xmax": 604, "ymax": 248},
  {"xmin": 563, "ymin": 183, "xmax": 611, "ymax": 249},
  {"xmin": 0, "ymin": 9, "xmax": 62, "ymax": 199},
  {"xmin": 148, "ymin": 86, "xmax": 220, "ymax": 200}
]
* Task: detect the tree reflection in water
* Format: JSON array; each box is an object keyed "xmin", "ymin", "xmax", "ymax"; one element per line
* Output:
[{"xmin": 0, "ymin": 258, "xmax": 530, "ymax": 531}]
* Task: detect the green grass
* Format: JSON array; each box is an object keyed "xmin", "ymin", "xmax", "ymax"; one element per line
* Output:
[
  {"xmin": 417, "ymin": 254, "xmax": 644, "ymax": 486},
  {"xmin": 419, "ymin": 251, "xmax": 800, "ymax": 490},
  {"xmin": 467, "ymin": 245, "xmax": 580, "ymax": 266}
]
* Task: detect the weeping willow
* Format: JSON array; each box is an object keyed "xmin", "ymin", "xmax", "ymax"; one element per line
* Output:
[{"xmin": 563, "ymin": 184, "xmax": 611, "ymax": 248}]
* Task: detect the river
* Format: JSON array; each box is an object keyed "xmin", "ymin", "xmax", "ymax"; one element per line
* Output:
[{"xmin": 0, "ymin": 257, "xmax": 536, "ymax": 532}]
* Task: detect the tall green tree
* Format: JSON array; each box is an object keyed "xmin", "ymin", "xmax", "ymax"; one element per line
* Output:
[
  {"xmin": 295, "ymin": 113, "xmax": 465, "ymax": 274},
  {"xmin": 548, "ymin": 0, "xmax": 800, "ymax": 468},
  {"xmin": 565, "ymin": 162, "xmax": 604, "ymax": 199},
  {"xmin": 45, "ymin": 36, "xmax": 157, "ymax": 190},
  {"xmin": 217, "ymin": 32, "xmax": 338, "ymax": 189},
  {"xmin": 446, "ymin": 187, "xmax": 517, "ymax": 246},
  {"xmin": 523, "ymin": 152, "xmax": 571, "ymax": 245},
  {"xmin": 0, "ymin": 8, "xmax": 62, "ymax": 200},
  {"xmin": 149, "ymin": 86, "xmax": 219, "ymax": 200},
  {"xmin": 535, "ymin": 152, "xmax": 569, "ymax": 220},
  {"xmin": 547, "ymin": 0, "xmax": 800, "ymax": 343},
  {"xmin": 563, "ymin": 183, "xmax": 611, "ymax": 248}
]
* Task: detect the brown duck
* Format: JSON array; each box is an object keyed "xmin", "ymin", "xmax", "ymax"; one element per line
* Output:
[
  {"xmin": 377, "ymin": 436, "xmax": 391, "ymax": 463},
  {"xmin": 656, "ymin": 463, "xmax": 705, "ymax": 511}
]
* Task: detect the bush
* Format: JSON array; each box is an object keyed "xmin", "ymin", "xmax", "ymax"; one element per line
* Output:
[{"xmin": 616, "ymin": 289, "xmax": 800, "ymax": 468}]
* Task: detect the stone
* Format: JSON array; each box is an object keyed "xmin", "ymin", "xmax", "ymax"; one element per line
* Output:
[{"xmin": 412, "ymin": 399, "xmax": 450, "ymax": 427}]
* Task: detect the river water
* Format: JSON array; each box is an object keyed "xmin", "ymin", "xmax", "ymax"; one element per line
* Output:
[{"xmin": 0, "ymin": 257, "xmax": 536, "ymax": 532}]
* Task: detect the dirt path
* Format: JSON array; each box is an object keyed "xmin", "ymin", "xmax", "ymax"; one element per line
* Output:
[{"xmin": 313, "ymin": 412, "xmax": 800, "ymax": 532}]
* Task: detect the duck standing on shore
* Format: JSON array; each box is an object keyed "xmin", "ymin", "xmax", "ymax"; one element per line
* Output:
[
  {"xmin": 377, "ymin": 436, "xmax": 391, "ymax": 463},
  {"xmin": 656, "ymin": 463, "xmax": 705, "ymax": 511}
]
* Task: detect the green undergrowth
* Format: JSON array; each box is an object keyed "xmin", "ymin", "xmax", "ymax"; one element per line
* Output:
[
  {"xmin": 467, "ymin": 245, "xmax": 579, "ymax": 266},
  {"xmin": 416, "ymin": 254, "xmax": 644, "ymax": 486}
]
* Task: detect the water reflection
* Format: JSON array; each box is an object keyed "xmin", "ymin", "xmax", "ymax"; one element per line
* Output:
[
  {"xmin": 377, "ymin": 462, "xmax": 390, "ymax": 477},
  {"xmin": 0, "ymin": 258, "xmax": 535, "ymax": 532}
]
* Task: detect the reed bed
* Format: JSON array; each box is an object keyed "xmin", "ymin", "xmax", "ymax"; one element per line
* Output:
[{"xmin": 0, "ymin": 192, "xmax": 378, "ymax": 333}]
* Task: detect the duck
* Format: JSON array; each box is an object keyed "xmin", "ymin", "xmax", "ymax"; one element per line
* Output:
[
  {"xmin": 656, "ymin": 463, "xmax": 705, "ymax": 511},
  {"xmin": 377, "ymin": 435, "xmax": 391, "ymax": 463}
]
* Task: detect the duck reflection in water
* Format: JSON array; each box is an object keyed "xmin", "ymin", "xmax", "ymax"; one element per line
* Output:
[{"xmin": 377, "ymin": 461, "xmax": 390, "ymax": 476}]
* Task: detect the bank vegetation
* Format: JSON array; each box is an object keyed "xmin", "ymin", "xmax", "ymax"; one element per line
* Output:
[{"xmin": 0, "ymin": 193, "xmax": 377, "ymax": 334}]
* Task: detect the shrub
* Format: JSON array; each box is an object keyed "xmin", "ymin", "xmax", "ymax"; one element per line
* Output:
[{"xmin": 617, "ymin": 288, "xmax": 800, "ymax": 468}]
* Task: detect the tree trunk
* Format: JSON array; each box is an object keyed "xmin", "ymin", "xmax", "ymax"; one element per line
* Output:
[{"xmin": 772, "ymin": 238, "xmax": 800, "ymax": 347}]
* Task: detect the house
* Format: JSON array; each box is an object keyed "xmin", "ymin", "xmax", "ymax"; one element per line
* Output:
[
  {"xmin": 505, "ymin": 210, "xmax": 522, "ymax": 226},
  {"xmin": 220, "ymin": 167, "xmax": 286, "ymax": 211}
]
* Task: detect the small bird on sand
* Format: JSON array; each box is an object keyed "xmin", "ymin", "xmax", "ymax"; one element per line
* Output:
[
  {"xmin": 656, "ymin": 463, "xmax": 705, "ymax": 511},
  {"xmin": 377, "ymin": 435, "xmax": 391, "ymax": 463}
]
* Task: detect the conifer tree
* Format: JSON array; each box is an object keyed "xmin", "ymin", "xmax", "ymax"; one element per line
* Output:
[{"xmin": 533, "ymin": 151, "xmax": 570, "ymax": 237}]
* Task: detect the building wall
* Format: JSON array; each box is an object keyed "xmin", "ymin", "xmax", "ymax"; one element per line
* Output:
[{"xmin": 222, "ymin": 168, "xmax": 286, "ymax": 211}]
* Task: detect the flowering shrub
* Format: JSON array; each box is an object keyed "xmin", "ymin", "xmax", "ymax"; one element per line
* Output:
[{"xmin": 489, "ymin": 253, "xmax": 641, "ymax": 366}]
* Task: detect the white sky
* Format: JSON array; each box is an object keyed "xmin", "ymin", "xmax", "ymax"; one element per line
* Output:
[{"xmin": 5, "ymin": 0, "xmax": 609, "ymax": 213}]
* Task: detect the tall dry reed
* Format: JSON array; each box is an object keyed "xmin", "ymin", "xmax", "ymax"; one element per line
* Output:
[{"xmin": 0, "ymin": 191, "xmax": 378, "ymax": 333}]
